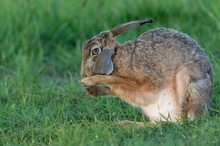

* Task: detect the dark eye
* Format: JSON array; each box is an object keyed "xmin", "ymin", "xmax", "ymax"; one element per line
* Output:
[{"xmin": 91, "ymin": 47, "xmax": 101, "ymax": 56}]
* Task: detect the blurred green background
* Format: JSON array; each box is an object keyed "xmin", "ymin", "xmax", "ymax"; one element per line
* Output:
[{"xmin": 0, "ymin": 0, "xmax": 219, "ymax": 145}]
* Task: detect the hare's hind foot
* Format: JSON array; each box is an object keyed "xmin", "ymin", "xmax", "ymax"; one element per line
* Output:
[{"xmin": 117, "ymin": 120, "xmax": 145, "ymax": 128}]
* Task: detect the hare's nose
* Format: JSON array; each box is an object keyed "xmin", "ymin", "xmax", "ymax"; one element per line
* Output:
[
  {"xmin": 81, "ymin": 71, "xmax": 88, "ymax": 78},
  {"xmin": 80, "ymin": 68, "xmax": 86, "ymax": 78},
  {"xmin": 81, "ymin": 73, "xmax": 87, "ymax": 78}
]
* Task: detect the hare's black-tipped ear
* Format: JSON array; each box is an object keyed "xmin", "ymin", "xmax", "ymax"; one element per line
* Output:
[
  {"xmin": 110, "ymin": 18, "xmax": 153, "ymax": 37},
  {"xmin": 93, "ymin": 48, "xmax": 114, "ymax": 75}
]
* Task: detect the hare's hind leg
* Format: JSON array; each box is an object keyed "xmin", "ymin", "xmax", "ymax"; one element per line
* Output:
[
  {"xmin": 172, "ymin": 66, "xmax": 191, "ymax": 120},
  {"xmin": 186, "ymin": 76, "xmax": 213, "ymax": 120}
]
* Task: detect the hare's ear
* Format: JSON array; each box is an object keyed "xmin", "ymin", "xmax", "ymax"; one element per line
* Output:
[
  {"xmin": 93, "ymin": 48, "xmax": 114, "ymax": 75},
  {"xmin": 110, "ymin": 18, "xmax": 153, "ymax": 37}
]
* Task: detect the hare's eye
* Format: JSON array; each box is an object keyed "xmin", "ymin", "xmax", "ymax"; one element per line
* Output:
[{"xmin": 91, "ymin": 47, "xmax": 101, "ymax": 56}]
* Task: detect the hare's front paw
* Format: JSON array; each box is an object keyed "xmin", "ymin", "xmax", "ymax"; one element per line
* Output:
[
  {"xmin": 81, "ymin": 77, "xmax": 96, "ymax": 86},
  {"xmin": 81, "ymin": 75, "xmax": 105, "ymax": 86},
  {"xmin": 85, "ymin": 85, "xmax": 99, "ymax": 97}
]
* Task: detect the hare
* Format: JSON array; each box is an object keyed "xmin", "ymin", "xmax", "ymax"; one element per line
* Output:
[{"xmin": 80, "ymin": 18, "xmax": 213, "ymax": 124}]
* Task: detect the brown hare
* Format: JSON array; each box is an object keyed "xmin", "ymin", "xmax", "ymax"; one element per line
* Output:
[{"xmin": 80, "ymin": 18, "xmax": 213, "ymax": 124}]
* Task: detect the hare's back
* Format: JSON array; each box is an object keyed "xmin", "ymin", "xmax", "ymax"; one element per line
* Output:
[
  {"xmin": 139, "ymin": 28, "xmax": 203, "ymax": 56},
  {"xmin": 138, "ymin": 28, "xmax": 211, "ymax": 69}
]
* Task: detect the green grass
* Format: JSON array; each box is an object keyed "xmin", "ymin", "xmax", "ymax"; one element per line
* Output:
[{"xmin": 0, "ymin": 0, "xmax": 219, "ymax": 145}]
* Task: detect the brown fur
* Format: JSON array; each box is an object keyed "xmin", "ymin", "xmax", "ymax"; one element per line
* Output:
[{"xmin": 81, "ymin": 19, "xmax": 213, "ymax": 123}]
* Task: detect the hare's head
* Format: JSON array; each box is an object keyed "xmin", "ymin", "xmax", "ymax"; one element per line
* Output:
[{"xmin": 80, "ymin": 18, "xmax": 153, "ymax": 78}]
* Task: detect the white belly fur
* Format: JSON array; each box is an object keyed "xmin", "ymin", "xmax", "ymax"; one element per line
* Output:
[{"xmin": 141, "ymin": 89, "xmax": 181, "ymax": 122}]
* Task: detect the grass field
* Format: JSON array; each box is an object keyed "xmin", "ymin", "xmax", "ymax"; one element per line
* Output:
[{"xmin": 0, "ymin": 0, "xmax": 219, "ymax": 145}]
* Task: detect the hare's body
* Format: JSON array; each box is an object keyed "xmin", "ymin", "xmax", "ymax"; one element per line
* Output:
[
  {"xmin": 81, "ymin": 19, "xmax": 213, "ymax": 123},
  {"xmin": 113, "ymin": 28, "xmax": 212, "ymax": 86}
]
